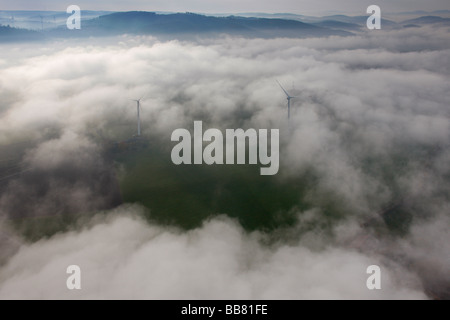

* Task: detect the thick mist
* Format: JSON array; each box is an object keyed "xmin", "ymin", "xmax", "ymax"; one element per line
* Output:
[
  {"xmin": 0, "ymin": 207, "xmax": 427, "ymax": 299},
  {"xmin": 0, "ymin": 25, "xmax": 449, "ymax": 299}
]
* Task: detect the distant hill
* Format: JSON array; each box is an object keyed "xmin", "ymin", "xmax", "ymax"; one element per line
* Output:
[
  {"xmin": 0, "ymin": 25, "xmax": 44, "ymax": 42},
  {"xmin": 402, "ymin": 15, "xmax": 450, "ymax": 26},
  {"xmin": 402, "ymin": 24, "xmax": 421, "ymax": 28},
  {"xmin": 319, "ymin": 15, "xmax": 398, "ymax": 28},
  {"xmin": 49, "ymin": 11, "xmax": 352, "ymax": 39},
  {"xmin": 5, "ymin": 11, "xmax": 450, "ymax": 43},
  {"xmin": 0, "ymin": 10, "xmax": 115, "ymax": 31},
  {"xmin": 312, "ymin": 20, "xmax": 362, "ymax": 31}
]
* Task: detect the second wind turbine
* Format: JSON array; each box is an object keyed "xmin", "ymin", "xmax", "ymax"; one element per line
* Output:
[
  {"xmin": 132, "ymin": 98, "xmax": 143, "ymax": 137},
  {"xmin": 277, "ymin": 80, "xmax": 296, "ymax": 120}
]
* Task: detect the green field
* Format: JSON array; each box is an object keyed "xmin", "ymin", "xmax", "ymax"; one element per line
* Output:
[
  {"xmin": 2, "ymin": 135, "xmax": 419, "ymax": 240},
  {"xmin": 113, "ymin": 141, "xmax": 352, "ymax": 233}
]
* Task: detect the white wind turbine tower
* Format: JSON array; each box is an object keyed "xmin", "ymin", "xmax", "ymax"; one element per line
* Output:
[
  {"xmin": 39, "ymin": 15, "xmax": 44, "ymax": 31},
  {"xmin": 131, "ymin": 98, "xmax": 143, "ymax": 137},
  {"xmin": 277, "ymin": 80, "xmax": 297, "ymax": 120}
]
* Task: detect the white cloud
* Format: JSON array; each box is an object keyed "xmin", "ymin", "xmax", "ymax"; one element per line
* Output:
[
  {"xmin": 0, "ymin": 26, "xmax": 449, "ymax": 299},
  {"xmin": 0, "ymin": 206, "xmax": 427, "ymax": 300}
]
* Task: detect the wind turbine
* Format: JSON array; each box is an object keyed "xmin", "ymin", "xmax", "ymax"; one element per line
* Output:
[
  {"xmin": 277, "ymin": 80, "xmax": 296, "ymax": 120},
  {"xmin": 131, "ymin": 98, "xmax": 143, "ymax": 137},
  {"xmin": 39, "ymin": 15, "xmax": 44, "ymax": 31}
]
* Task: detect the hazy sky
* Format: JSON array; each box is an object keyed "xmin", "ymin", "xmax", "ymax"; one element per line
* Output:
[{"xmin": 1, "ymin": 0, "xmax": 449, "ymax": 15}]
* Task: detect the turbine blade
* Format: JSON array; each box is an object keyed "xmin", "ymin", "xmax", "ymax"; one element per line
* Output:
[{"xmin": 276, "ymin": 80, "xmax": 291, "ymax": 98}]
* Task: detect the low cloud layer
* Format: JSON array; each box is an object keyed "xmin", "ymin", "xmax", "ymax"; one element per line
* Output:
[
  {"xmin": 0, "ymin": 25, "xmax": 449, "ymax": 299},
  {"xmin": 0, "ymin": 206, "xmax": 427, "ymax": 300}
]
